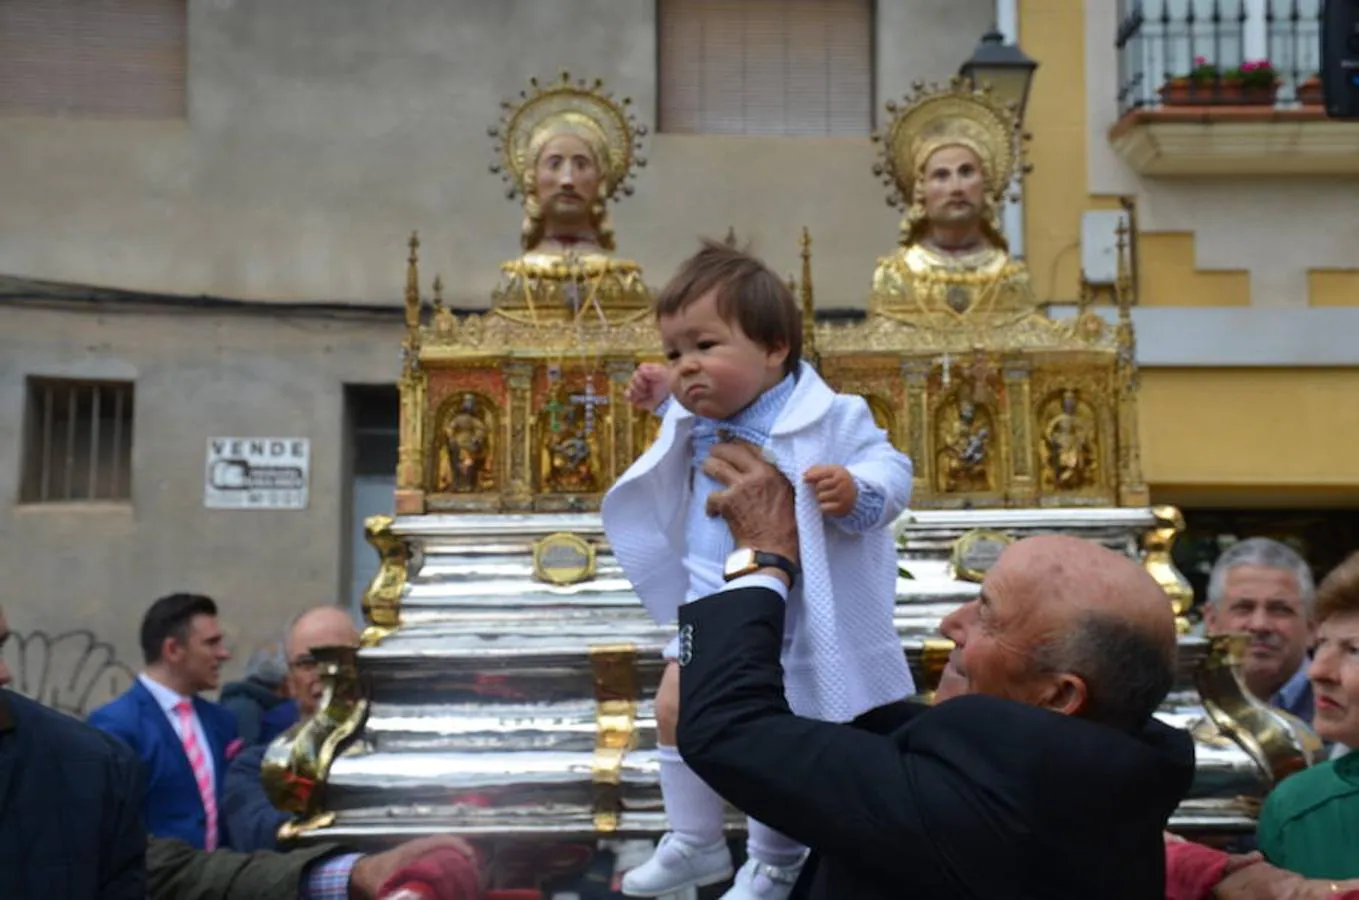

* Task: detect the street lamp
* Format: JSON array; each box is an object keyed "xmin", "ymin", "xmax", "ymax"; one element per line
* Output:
[{"xmin": 959, "ymin": 28, "xmax": 1039, "ymax": 123}]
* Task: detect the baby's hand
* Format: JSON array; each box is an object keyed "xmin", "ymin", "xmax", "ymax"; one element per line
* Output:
[
  {"xmin": 803, "ymin": 464, "xmax": 858, "ymax": 518},
  {"xmin": 625, "ymin": 362, "xmax": 671, "ymax": 412}
]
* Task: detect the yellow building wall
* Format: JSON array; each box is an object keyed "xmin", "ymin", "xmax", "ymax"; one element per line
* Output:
[
  {"xmin": 1019, "ymin": 0, "xmax": 1089, "ymax": 305},
  {"xmin": 1135, "ymin": 234, "xmax": 1250, "ymax": 306},
  {"xmin": 1139, "ymin": 369, "xmax": 1359, "ymax": 502},
  {"xmin": 1022, "ymin": 0, "xmax": 1359, "ymax": 501},
  {"xmin": 1309, "ymin": 270, "xmax": 1359, "ymax": 307}
]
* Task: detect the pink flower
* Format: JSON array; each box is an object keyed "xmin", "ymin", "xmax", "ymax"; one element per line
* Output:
[{"xmin": 1195, "ymin": 55, "xmax": 1207, "ymax": 65}]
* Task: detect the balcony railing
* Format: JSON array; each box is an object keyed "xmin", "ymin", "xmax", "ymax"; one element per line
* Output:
[{"xmin": 1116, "ymin": 0, "xmax": 1322, "ymax": 114}]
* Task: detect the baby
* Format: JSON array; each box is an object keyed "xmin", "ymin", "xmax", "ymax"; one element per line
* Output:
[{"xmin": 602, "ymin": 241, "xmax": 915, "ymax": 900}]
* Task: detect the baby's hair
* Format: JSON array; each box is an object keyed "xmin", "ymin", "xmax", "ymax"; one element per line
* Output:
[{"xmin": 653, "ymin": 239, "xmax": 802, "ymax": 375}]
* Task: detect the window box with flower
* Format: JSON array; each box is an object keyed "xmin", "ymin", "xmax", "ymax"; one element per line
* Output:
[
  {"xmin": 1296, "ymin": 73, "xmax": 1323, "ymax": 106},
  {"xmin": 1159, "ymin": 58, "xmax": 1280, "ymax": 107}
]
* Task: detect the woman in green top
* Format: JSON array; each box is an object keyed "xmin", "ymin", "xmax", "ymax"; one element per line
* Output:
[{"xmin": 1258, "ymin": 549, "xmax": 1359, "ymax": 880}]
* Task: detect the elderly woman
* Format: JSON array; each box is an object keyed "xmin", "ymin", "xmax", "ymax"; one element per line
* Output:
[{"xmin": 1256, "ymin": 549, "xmax": 1359, "ymax": 878}]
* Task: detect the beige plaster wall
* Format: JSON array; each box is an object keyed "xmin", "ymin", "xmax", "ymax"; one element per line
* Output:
[
  {"xmin": 0, "ymin": 0, "xmax": 992, "ymax": 310},
  {"xmin": 0, "ymin": 303, "xmax": 400, "ymax": 711},
  {"xmin": 0, "ymin": 1, "xmax": 995, "ymax": 703},
  {"xmin": 1083, "ymin": 0, "xmax": 1359, "ymax": 309}
]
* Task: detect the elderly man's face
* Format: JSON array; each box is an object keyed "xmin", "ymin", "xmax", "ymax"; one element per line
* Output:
[
  {"xmin": 1205, "ymin": 565, "xmax": 1313, "ymax": 701},
  {"xmin": 286, "ymin": 608, "xmax": 360, "ymax": 719},
  {"xmin": 937, "ymin": 549, "xmax": 1071, "ymax": 708}
]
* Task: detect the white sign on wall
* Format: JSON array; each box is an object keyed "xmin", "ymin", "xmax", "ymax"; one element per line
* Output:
[{"xmin": 204, "ymin": 437, "xmax": 310, "ymax": 510}]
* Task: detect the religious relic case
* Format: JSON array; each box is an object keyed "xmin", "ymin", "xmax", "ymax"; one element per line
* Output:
[{"xmin": 261, "ymin": 75, "xmax": 1323, "ymax": 884}]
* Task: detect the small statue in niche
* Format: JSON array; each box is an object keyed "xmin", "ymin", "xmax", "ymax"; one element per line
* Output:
[
  {"xmin": 542, "ymin": 403, "xmax": 601, "ymax": 494},
  {"xmin": 865, "ymin": 394, "xmax": 894, "ymax": 437},
  {"xmin": 937, "ymin": 397, "xmax": 993, "ymax": 493},
  {"xmin": 1043, "ymin": 388, "xmax": 1096, "ymax": 490},
  {"xmin": 435, "ymin": 393, "xmax": 494, "ymax": 493}
]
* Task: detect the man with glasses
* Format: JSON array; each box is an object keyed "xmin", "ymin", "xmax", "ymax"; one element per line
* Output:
[{"xmin": 223, "ymin": 606, "xmax": 359, "ymax": 852}]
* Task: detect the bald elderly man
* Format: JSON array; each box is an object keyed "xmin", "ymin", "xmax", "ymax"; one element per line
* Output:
[
  {"xmin": 223, "ymin": 606, "xmax": 360, "ymax": 852},
  {"xmin": 675, "ymin": 441, "xmax": 1195, "ymax": 900}
]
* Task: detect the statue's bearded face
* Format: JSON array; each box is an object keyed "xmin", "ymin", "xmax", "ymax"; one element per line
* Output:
[
  {"xmin": 921, "ymin": 145, "xmax": 986, "ymax": 227},
  {"xmin": 533, "ymin": 133, "xmax": 601, "ymax": 224}
]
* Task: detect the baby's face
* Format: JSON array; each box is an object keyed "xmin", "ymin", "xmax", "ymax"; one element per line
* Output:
[{"xmin": 658, "ymin": 289, "xmax": 786, "ymax": 420}]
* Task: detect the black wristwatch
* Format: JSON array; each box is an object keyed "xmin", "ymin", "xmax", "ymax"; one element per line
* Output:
[{"xmin": 723, "ymin": 548, "xmax": 800, "ymax": 587}]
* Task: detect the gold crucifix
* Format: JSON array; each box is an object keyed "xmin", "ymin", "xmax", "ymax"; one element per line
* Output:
[{"xmin": 964, "ymin": 347, "xmax": 999, "ymax": 404}]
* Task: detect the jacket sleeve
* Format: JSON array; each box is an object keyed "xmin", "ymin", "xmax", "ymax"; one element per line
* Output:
[
  {"xmin": 100, "ymin": 734, "xmax": 149, "ymax": 900},
  {"xmin": 147, "ymin": 836, "xmax": 344, "ymax": 900},
  {"xmin": 677, "ymin": 587, "xmax": 968, "ymax": 886},
  {"xmin": 223, "ymin": 747, "xmax": 290, "ymax": 852},
  {"xmin": 850, "ymin": 699, "xmax": 925, "ymax": 736},
  {"xmin": 87, "ymin": 704, "xmax": 141, "ymax": 754},
  {"xmin": 831, "ymin": 395, "xmax": 914, "ymax": 530}
]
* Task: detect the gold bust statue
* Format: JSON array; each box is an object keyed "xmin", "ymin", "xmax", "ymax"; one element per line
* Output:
[
  {"xmin": 869, "ymin": 79, "xmax": 1036, "ymax": 319},
  {"xmin": 488, "ymin": 73, "xmax": 650, "ymax": 324}
]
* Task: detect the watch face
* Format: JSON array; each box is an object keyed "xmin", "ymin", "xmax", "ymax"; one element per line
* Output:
[{"xmin": 724, "ymin": 547, "xmax": 756, "ymax": 577}]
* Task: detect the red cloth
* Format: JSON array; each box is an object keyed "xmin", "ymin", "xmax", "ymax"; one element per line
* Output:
[
  {"xmin": 376, "ymin": 846, "xmax": 481, "ymax": 900},
  {"xmin": 1165, "ymin": 840, "xmax": 1231, "ymax": 900},
  {"xmin": 375, "ymin": 845, "xmax": 543, "ymax": 900}
]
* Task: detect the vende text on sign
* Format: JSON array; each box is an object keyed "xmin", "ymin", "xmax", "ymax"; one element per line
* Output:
[{"xmin": 204, "ymin": 437, "xmax": 311, "ymax": 510}]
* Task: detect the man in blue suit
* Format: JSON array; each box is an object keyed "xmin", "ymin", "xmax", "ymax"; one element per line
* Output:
[{"xmin": 89, "ymin": 592, "xmax": 239, "ymax": 851}]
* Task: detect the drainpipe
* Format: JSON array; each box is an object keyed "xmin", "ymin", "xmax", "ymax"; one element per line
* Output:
[{"xmin": 996, "ymin": 0, "xmax": 1025, "ymax": 258}]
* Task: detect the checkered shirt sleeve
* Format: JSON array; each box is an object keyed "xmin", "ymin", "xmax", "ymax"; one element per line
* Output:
[{"xmin": 302, "ymin": 852, "xmax": 362, "ymax": 900}]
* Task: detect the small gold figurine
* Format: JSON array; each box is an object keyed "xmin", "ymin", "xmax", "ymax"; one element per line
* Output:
[
  {"xmin": 1043, "ymin": 389, "xmax": 1096, "ymax": 491},
  {"xmin": 937, "ymin": 390, "xmax": 994, "ymax": 493},
  {"xmin": 435, "ymin": 393, "xmax": 495, "ymax": 494}
]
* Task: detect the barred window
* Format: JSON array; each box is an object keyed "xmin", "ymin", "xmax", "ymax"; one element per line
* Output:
[
  {"xmin": 21, "ymin": 379, "xmax": 135, "ymax": 503},
  {"xmin": 0, "ymin": 0, "xmax": 187, "ymax": 118},
  {"xmin": 658, "ymin": 0, "xmax": 874, "ymax": 136}
]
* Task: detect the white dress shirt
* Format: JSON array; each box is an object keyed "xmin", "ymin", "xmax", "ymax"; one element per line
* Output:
[
  {"xmin": 138, "ymin": 673, "xmax": 217, "ymax": 790},
  {"xmin": 724, "ymin": 573, "xmax": 792, "ymax": 599}
]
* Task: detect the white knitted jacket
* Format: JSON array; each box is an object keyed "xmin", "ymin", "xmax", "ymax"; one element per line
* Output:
[{"xmin": 603, "ymin": 362, "xmax": 916, "ymax": 722}]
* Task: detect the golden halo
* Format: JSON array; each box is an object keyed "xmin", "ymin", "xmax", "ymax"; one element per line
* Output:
[
  {"xmin": 872, "ymin": 76, "xmax": 1027, "ymax": 210},
  {"xmin": 490, "ymin": 72, "xmax": 648, "ymax": 204}
]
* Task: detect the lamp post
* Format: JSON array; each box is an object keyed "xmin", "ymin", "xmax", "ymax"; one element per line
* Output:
[{"xmin": 959, "ymin": 28, "xmax": 1039, "ymax": 122}]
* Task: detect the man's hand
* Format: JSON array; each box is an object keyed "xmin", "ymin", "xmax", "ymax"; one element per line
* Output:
[
  {"xmin": 1214, "ymin": 857, "xmax": 1359, "ymax": 899},
  {"xmin": 348, "ymin": 835, "xmax": 479, "ymax": 900},
  {"xmin": 624, "ymin": 363, "xmax": 670, "ymax": 412},
  {"xmin": 803, "ymin": 464, "xmax": 857, "ymax": 517},
  {"xmin": 702, "ymin": 440, "xmax": 799, "ymax": 567}
]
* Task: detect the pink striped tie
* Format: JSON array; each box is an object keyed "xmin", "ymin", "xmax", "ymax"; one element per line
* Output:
[{"xmin": 175, "ymin": 700, "xmax": 218, "ymax": 850}]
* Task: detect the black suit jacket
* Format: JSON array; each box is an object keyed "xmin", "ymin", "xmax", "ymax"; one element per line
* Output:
[
  {"xmin": 0, "ymin": 688, "xmax": 147, "ymax": 899},
  {"xmin": 676, "ymin": 587, "xmax": 1196, "ymax": 900}
]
